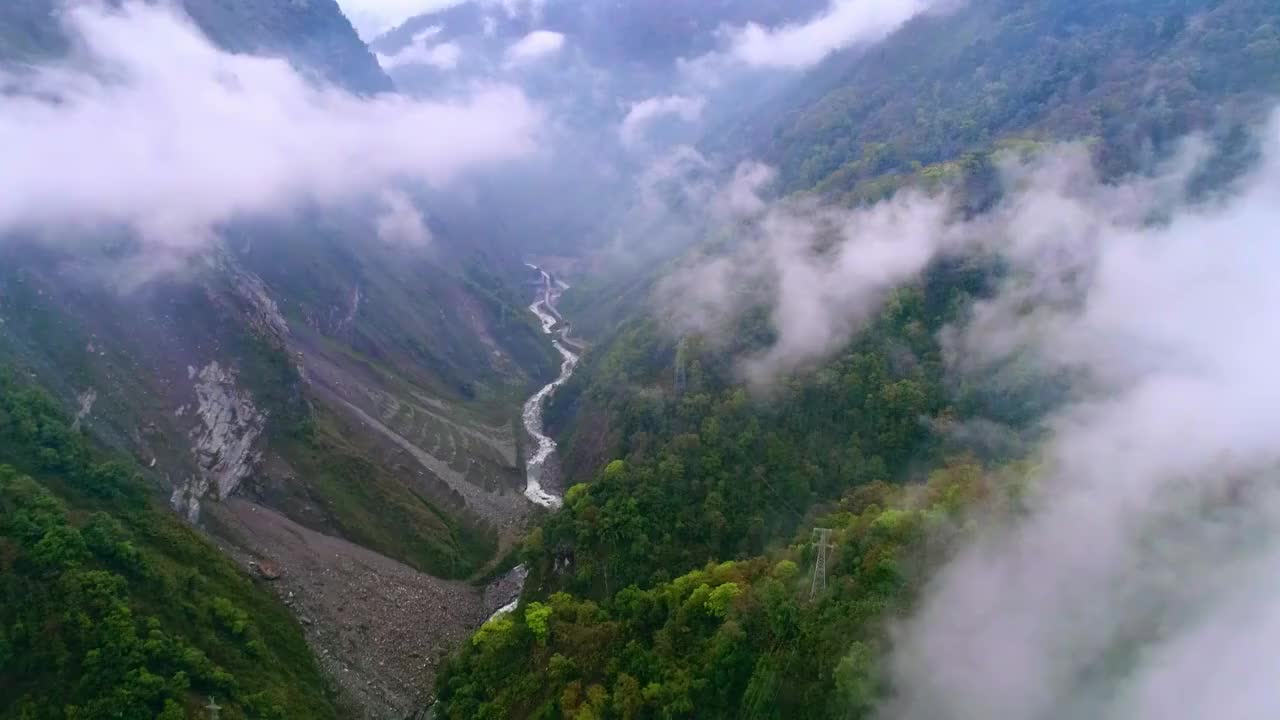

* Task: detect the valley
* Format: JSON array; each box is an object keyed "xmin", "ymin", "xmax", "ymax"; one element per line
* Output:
[
  {"xmin": 2, "ymin": 0, "xmax": 1279, "ymax": 719},
  {"xmin": 201, "ymin": 263, "xmax": 587, "ymax": 717}
]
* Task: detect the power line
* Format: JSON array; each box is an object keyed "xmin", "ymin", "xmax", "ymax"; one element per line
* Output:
[
  {"xmin": 756, "ymin": 471, "xmax": 806, "ymax": 522},
  {"xmin": 674, "ymin": 336, "xmax": 689, "ymax": 395}
]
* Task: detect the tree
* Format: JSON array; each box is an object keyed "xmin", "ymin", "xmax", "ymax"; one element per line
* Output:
[
  {"xmin": 834, "ymin": 642, "xmax": 877, "ymax": 717},
  {"xmin": 525, "ymin": 602, "xmax": 552, "ymax": 646}
]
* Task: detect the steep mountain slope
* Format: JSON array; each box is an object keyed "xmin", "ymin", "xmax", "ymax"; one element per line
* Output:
[
  {"xmin": 0, "ymin": 372, "xmax": 341, "ymax": 720},
  {"xmin": 0, "ymin": 1, "xmax": 560, "ymax": 716},
  {"xmin": 374, "ymin": 0, "xmax": 829, "ymax": 69},
  {"xmin": 549, "ymin": 0, "xmax": 1279, "ymax": 345},
  {"xmin": 0, "ymin": 170, "xmax": 554, "ymax": 719},
  {"xmin": 179, "ymin": 0, "xmax": 393, "ymax": 93},
  {"xmin": 724, "ymin": 0, "xmax": 1280, "ymax": 197},
  {"xmin": 0, "ymin": 0, "xmax": 391, "ymax": 93},
  {"xmin": 433, "ymin": 0, "xmax": 1280, "ymax": 717}
]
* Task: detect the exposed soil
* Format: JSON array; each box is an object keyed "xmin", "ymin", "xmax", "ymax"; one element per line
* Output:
[{"xmin": 209, "ymin": 498, "xmax": 487, "ymax": 719}]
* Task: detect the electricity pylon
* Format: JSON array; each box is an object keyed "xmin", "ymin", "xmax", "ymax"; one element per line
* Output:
[
  {"xmin": 205, "ymin": 697, "xmax": 222, "ymax": 720},
  {"xmin": 810, "ymin": 528, "xmax": 833, "ymax": 600}
]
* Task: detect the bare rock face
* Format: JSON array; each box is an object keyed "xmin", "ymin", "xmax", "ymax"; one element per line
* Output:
[
  {"xmin": 71, "ymin": 388, "xmax": 97, "ymax": 432},
  {"xmin": 482, "ymin": 564, "xmax": 529, "ymax": 616},
  {"xmin": 228, "ymin": 264, "xmax": 291, "ymax": 346},
  {"xmin": 171, "ymin": 361, "xmax": 266, "ymax": 521}
]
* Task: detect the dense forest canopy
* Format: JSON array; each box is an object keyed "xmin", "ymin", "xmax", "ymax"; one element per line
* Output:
[{"xmin": 704, "ymin": 0, "xmax": 1279, "ymax": 205}]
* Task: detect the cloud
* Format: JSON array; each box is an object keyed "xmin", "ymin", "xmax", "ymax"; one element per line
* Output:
[
  {"xmin": 657, "ymin": 112, "xmax": 1280, "ymax": 719},
  {"xmin": 880, "ymin": 120, "xmax": 1280, "ymax": 720},
  {"xmin": 618, "ymin": 95, "xmax": 707, "ymax": 149},
  {"xmin": 375, "ymin": 190, "xmax": 433, "ymax": 247},
  {"xmin": 335, "ymin": 0, "xmax": 466, "ymax": 40},
  {"xmin": 496, "ymin": 0, "xmax": 547, "ymax": 22},
  {"xmin": 504, "ymin": 30, "xmax": 565, "ymax": 68},
  {"xmin": 376, "ymin": 27, "xmax": 462, "ymax": 69},
  {"xmin": 718, "ymin": 161, "xmax": 777, "ymax": 218},
  {"xmin": 720, "ymin": 0, "xmax": 945, "ymax": 71},
  {"xmin": 0, "ymin": 2, "xmax": 542, "ymax": 278},
  {"xmin": 658, "ymin": 164, "xmax": 957, "ymax": 387}
]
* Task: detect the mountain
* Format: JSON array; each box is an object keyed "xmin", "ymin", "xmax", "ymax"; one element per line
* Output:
[
  {"xmin": 368, "ymin": 0, "xmax": 834, "ymax": 261},
  {"xmin": 181, "ymin": 0, "xmax": 392, "ymax": 94},
  {"xmin": 432, "ymin": 0, "xmax": 1280, "ymax": 718},
  {"xmin": 5, "ymin": 0, "xmax": 1280, "ymax": 718},
  {"xmin": 0, "ymin": 111, "xmax": 553, "ymax": 720},
  {"xmin": 374, "ymin": 0, "xmax": 830, "ymax": 69},
  {"xmin": 0, "ymin": 372, "xmax": 342, "ymax": 719},
  {"xmin": 1, "ymin": 0, "xmax": 392, "ymax": 93},
  {"xmin": 728, "ymin": 0, "xmax": 1280, "ymax": 198},
  {"xmin": 0, "ymin": 1, "xmax": 559, "ymax": 717}
]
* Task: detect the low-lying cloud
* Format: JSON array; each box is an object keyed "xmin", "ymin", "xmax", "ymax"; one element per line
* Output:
[
  {"xmin": 496, "ymin": 0, "xmax": 547, "ymax": 23},
  {"xmin": 723, "ymin": 0, "xmax": 948, "ymax": 70},
  {"xmin": 662, "ymin": 110, "xmax": 1280, "ymax": 720},
  {"xmin": 618, "ymin": 95, "xmax": 706, "ymax": 149},
  {"xmin": 0, "ymin": 2, "xmax": 542, "ymax": 277},
  {"xmin": 504, "ymin": 29, "xmax": 565, "ymax": 68},
  {"xmin": 882, "ymin": 119, "xmax": 1280, "ymax": 720},
  {"xmin": 657, "ymin": 162, "xmax": 959, "ymax": 387},
  {"xmin": 375, "ymin": 190, "xmax": 433, "ymax": 247},
  {"xmin": 376, "ymin": 26, "xmax": 462, "ymax": 69}
]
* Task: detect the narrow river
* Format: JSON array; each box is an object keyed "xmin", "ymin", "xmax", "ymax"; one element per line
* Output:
[
  {"xmin": 520, "ymin": 264, "xmax": 579, "ymax": 510},
  {"xmin": 478, "ymin": 268, "xmax": 578, "ymax": 629}
]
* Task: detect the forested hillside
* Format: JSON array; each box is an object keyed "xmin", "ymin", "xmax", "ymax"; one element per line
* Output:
[
  {"xmin": 438, "ymin": 270, "xmax": 1002, "ymax": 717},
  {"xmin": 539, "ymin": 267, "xmax": 990, "ymax": 592},
  {"xmin": 434, "ymin": 0, "xmax": 1280, "ymax": 717},
  {"xmin": 438, "ymin": 243, "xmax": 1018, "ymax": 717},
  {"xmin": 727, "ymin": 0, "xmax": 1280, "ymax": 199},
  {"xmin": 0, "ymin": 372, "xmax": 339, "ymax": 720},
  {"xmin": 4, "ymin": 0, "xmax": 1278, "ymax": 716},
  {"xmin": 439, "ymin": 460, "xmax": 1009, "ymax": 719}
]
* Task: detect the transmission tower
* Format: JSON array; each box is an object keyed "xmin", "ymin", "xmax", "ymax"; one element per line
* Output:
[
  {"xmin": 205, "ymin": 697, "xmax": 222, "ymax": 720},
  {"xmin": 810, "ymin": 528, "xmax": 833, "ymax": 600},
  {"xmin": 674, "ymin": 337, "xmax": 689, "ymax": 395}
]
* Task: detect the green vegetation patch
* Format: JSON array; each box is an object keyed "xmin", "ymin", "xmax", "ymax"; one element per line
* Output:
[
  {"xmin": 437, "ymin": 462, "xmax": 1006, "ymax": 719},
  {"xmin": 0, "ymin": 370, "xmax": 340, "ymax": 720},
  {"xmin": 281, "ymin": 408, "xmax": 498, "ymax": 579}
]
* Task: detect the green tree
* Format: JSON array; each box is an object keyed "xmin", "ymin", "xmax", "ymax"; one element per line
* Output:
[{"xmin": 525, "ymin": 602, "xmax": 552, "ymax": 646}]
